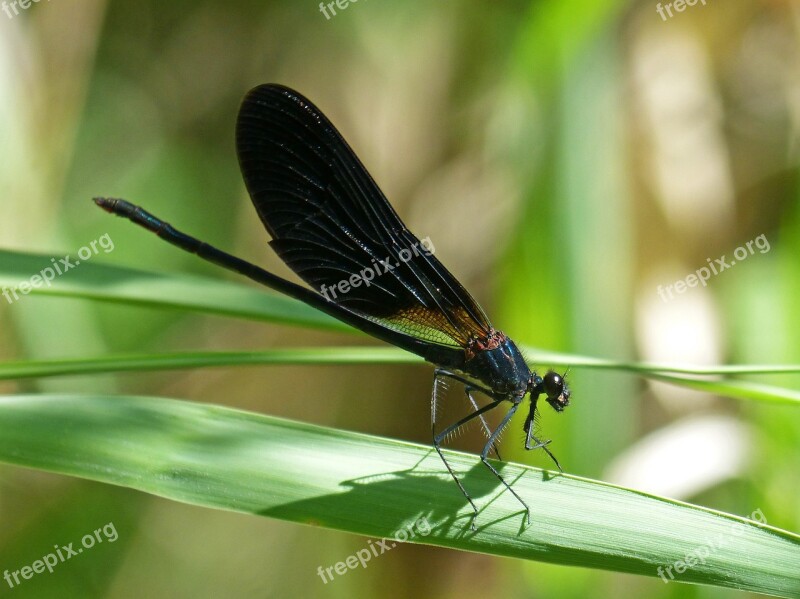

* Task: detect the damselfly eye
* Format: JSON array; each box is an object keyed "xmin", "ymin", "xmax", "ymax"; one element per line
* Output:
[
  {"xmin": 543, "ymin": 371, "xmax": 563, "ymax": 396},
  {"xmin": 543, "ymin": 371, "xmax": 570, "ymax": 412}
]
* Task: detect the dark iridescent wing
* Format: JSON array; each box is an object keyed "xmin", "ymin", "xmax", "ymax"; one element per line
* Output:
[{"xmin": 235, "ymin": 84, "xmax": 493, "ymax": 348}]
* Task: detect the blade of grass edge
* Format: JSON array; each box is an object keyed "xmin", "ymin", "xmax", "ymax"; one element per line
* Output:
[
  {"xmin": 0, "ymin": 249, "xmax": 348, "ymax": 332},
  {"xmin": 0, "ymin": 348, "xmax": 798, "ymax": 405},
  {"xmin": 0, "ymin": 394, "xmax": 796, "ymax": 597}
]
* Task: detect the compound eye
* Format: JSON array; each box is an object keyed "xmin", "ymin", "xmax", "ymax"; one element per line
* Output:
[
  {"xmin": 543, "ymin": 371, "xmax": 570, "ymax": 412},
  {"xmin": 543, "ymin": 371, "xmax": 563, "ymax": 398}
]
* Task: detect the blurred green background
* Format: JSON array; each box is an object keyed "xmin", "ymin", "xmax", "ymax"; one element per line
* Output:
[{"xmin": 1, "ymin": 0, "xmax": 798, "ymax": 597}]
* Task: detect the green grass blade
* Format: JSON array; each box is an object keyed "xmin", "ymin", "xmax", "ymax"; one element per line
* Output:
[
  {"xmin": 0, "ymin": 394, "xmax": 796, "ymax": 596},
  {"xmin": 527, "ymin": 348, "xmax": 800, "ymax": 375},
  {"xmin": 641, "ymin": 372, "xmax": 800, "ymax": 406},
  {"xmin": 0, "ymin": 348, "xmax": 419, "ymax": 379},
  {"xmin": 1, "ymin": 347, "xmax": 799, "ymax": 406},
  {"xmin": 2, "ymin": 248, "xmax": 799, "ymax": 405},
  {"xmin": 0, "ymin": 249, "xmax": 347, "ymax": 331},
  {"xmin": 525, "ymin": 349, "xmax": 800, "ymax": 406}
]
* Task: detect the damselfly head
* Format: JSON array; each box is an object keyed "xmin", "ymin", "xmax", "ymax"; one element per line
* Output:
[{"xmin": 542, "ymin": 370, "xmax": 570, "ymax": 412}]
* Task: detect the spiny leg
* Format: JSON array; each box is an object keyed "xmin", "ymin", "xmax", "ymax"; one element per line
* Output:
[
  {"xmin": 479, "ymin": 402, "xmax": 531, "ymax": 525},
  {"xmin": 524, "ymin": 402, "xmax": 563, "ymax": 472},
  {"xmin": 431, "ymin": 372, "xmax": 479, "ymax": 522},
  {"xmin": 432, "ymin": 371, "xmax": 503, "ymax": 528},
  {"xmin": 433, "ymin": 368, "xmax": 503, "ymax": 461},
  {"xmin": 434, "ymin": 369, "xmax": 494, "ymax": 396},
  {"xmin": 433, "ymin": 369, "xmax": 500, "ymax": 456},
  {"xmin": 433, "ymin": 403, "xmax": 503, "ymax": 526},
  {"xmin": 464, "ymin": 386, "xmax": 502, "ymax": 460},
  {"xmin": 464, "ymin": 387, "xmax": 503, "ymax": 462},
  {"xmin": 525, "ymin": 430, "xmax": 563, "ymax": 473},
  {"xmin": 434, "ymin": 369, "xmax": 502, "ymax": 458}
]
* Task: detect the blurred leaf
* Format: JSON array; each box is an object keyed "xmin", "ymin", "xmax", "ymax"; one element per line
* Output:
[
  {"xmin": 2, "ymin": 248, "xmax": 799, "ymax": 406},
  {"xmin": 0, "ymin": 394, "xmax": 796, "ymax": 597},
  {"xmin": 0, "ymin": 484, "xmax": 144, "ymax": 598},
  {"xmin": 2, "ymin": 347, "xmax": 799, "ymax": 406},
  {"xmin": 0, "ymin": 249, "xmax": 346, "ymax": 331},
  {"xmin": 511, "ymin": 0, "xmax": 629, "ymax": 87},
  {"xmin": 0, "ymin": 348, "xmax": 418, "ymax": 379}
]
